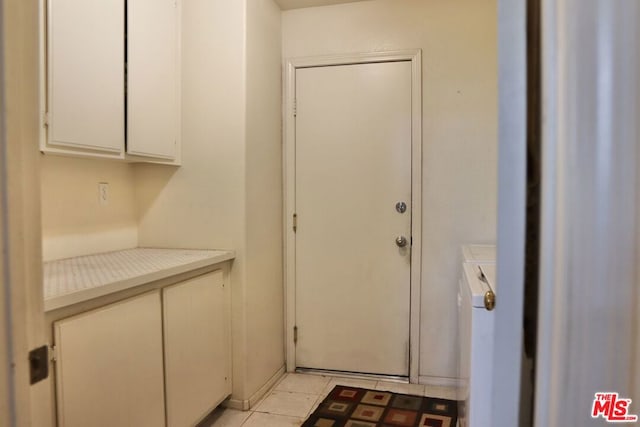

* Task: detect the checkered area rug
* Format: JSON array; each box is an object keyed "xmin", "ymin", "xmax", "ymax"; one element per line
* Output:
[{"xmin": 302, "ymin": 385, "xmax": 458, "ymax": 427}]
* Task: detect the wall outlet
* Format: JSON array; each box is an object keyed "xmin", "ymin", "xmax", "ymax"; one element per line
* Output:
[{"xmin": 98, "ymin": 182, "xmax": 109, "ymax": 206}]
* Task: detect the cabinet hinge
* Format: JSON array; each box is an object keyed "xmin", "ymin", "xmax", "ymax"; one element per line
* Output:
[
  {"xmin": 42, "ymin": 112, "xmax": 49, "ymax": 127},
  {"xmin": 293, "ymin": 213, "xmax": 297, "ymax": 232},
  {"xmin": 293, "ymin": 326, "xmax": 298, "ymax": 344}
]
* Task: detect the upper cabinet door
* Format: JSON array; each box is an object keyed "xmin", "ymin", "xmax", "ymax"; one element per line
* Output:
[
  {"xmin": 48, "ymin": 0, "xmax": 124, "ymax": 155},
  {"xmin": 127, "ymin": 0, "xmax": 179, "ymax": 160}
]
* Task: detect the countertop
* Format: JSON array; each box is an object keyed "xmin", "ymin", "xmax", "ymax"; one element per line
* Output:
[{"xmin": 44, "ymin": 247, "xmax": 235, "ymax": 311}]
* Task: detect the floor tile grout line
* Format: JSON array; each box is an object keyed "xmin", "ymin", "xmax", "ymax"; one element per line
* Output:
[
  {"xmin": 304, "ymin": 394, "xmax": 326, "ymax": 418},
  {"xmin": 239, "ymin": 410, "xmax": 306, "ymax": 427},
  {"xmin": 238, "ymin": 410, "xmax": 253, "ymax": 427}
]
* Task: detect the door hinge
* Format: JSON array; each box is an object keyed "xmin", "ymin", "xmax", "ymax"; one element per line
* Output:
[
  {"xmin": 42, "ymin": 112, "xmax": 49, "ymax": 127},
  {"xmin": 28, "ymin": 345, "xmax": 50, "ymax": 385},
  {"xmin": 293, "ymin": 213, "xmax": 298, "ymax": 232},
  {"xmin": 50, "ymin": 345, "xmax": 57, "ymax": 363},
  {"xmin": 293, "ymin": 99, "xmax": 297, "ymax": 117},
  {"xmin": 293, "ymin": 326, "xmax": 298, "ymax": 344}
]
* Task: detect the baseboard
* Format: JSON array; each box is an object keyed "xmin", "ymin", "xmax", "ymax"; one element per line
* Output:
[
  {"xmin": 223, "ymin": 365, "xmax": 286, "ymax": 411},
  {"xmin": 223, "ymin": 397, "xmax": 248, "ymax": 411},
  {"xmin": 418, "ymin": 375, "xmax": 463, "ymax": 388},
  {"xmin": 248, "ymin": 365, "xmax": 286, "ymax": 408}
]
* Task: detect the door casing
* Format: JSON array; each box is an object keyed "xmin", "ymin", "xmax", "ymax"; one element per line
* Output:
[
  {"xmin": 1, "ymin": 0, "xmax": 51, "ymax": 424},
  {"xmin": 283, "ymin": 50, "xmax": 423, "ymax": 383}
]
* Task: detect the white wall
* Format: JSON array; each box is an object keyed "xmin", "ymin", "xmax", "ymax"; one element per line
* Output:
[
  {"xmin": 135, "ymin": 0, "xmax": 284, "ymax": 403},
  {"xmin": 40, "ymin": 156, "xmax": 138, "ymax": 261},
  {"xmin": 282, "ymin": 0, "xmax": 498, "ymax": 380}
]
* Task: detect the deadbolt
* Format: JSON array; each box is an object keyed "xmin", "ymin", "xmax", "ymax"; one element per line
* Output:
[
  {"xmin": 395, "ymin": 236, "xmax": 408, "ymax": 247},
  {"xmin": 396, "ymin": 201, "xmax": 407, "ymax": 213}
]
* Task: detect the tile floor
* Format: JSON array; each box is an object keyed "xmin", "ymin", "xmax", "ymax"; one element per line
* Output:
[{"xmin": 200, "ymin": 373, "xmax": 457, "ymax": 427}]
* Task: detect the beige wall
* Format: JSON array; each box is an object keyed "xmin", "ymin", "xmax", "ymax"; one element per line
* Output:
[
  {"xmin": 135, "ymin": 0, "xmax": 246, "ymax": 253},
  {"xmin": 135, "ymin": 0, "xmax": 284, "ymax": 403},
  {"xmin": 40, "ymin": 156, "xmax": 138, "ymax": 261},
  {"xmin": 282, "ymin": 0, "xmax": 498, "ymax": 380},
  {"xmin": 245, "ymin": 0, "xmax": 284, "ymax": 396},
  {"xmin": 135, "ymin": 0, "xmax": 250, "ymax": 399}
]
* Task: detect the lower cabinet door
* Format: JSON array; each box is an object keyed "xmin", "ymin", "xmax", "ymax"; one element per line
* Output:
[
  {"xmin": 54, "ymin": 291, "xmax": 165, "ymax": 427},
  {"xmin": 163, "ymin": 270, "xmax": 231, "ymax": 427}
]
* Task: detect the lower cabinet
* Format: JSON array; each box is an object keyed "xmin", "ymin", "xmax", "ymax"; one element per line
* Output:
[
  {"xmin": 54, "ymin": 291, "xmax": 166, "ymax": 427},
  {"xmin": 163, "ymin": 270, "xmax": 231, "ymax": 427},
  {"xmin": 53, "ymin": 270, "xmax": 230, "ymax": 427}
]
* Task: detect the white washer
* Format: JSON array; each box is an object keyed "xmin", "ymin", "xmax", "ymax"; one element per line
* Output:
[{"xmin": 458, "ymin": 246, "xmax": 497, "ymax": 427}]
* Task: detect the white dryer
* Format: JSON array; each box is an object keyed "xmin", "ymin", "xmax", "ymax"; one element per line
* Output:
[{"xmin": 458, "ymin": 245, "xmax": 497, "ymax": 427}]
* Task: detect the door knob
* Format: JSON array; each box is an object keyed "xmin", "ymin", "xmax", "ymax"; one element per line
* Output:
[
  {"xmin": 395, "ymin": 202, "xmax": 407, "ymax": 213},
  {"xmin": 395, "ymin": 236, "xmax": 408, "ymax": 247}
]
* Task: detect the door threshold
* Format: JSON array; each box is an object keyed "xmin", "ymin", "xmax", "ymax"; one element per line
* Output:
[{"xmin": 295, "ymin": 367, "xmax": 409, "ymax": 384}]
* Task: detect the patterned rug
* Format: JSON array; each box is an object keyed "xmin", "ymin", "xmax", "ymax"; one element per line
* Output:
[{"xmin": 302, "ymin": 385, "xmax": 458, "ymax": 427}]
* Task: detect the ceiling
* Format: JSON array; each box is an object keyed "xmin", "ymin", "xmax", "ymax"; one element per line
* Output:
[{"xmin": 274, "ymin": 0, "xmax": 372, "ymax": 10}]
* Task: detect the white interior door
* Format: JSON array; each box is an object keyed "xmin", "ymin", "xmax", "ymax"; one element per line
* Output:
[{"xmin": 295, "ymin": 61, "xmax": 412, "ymax": 377}]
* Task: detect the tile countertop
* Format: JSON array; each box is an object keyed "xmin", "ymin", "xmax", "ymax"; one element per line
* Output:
[{"xmin": 44, "ymin": 248, "xmax": 235, "ymax": 312}]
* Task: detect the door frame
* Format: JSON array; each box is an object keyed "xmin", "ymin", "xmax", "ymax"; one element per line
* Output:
[
  {"xmin": 492, "ymin": 0, "xmax": 527, "ymax": 424},
  {"xmin": 1, "ymin": 0, "xmax": 51, "ymax": 424},
  {"xmin": 283, "ymin": 50, "xmax": 423, "ymax": 382}
]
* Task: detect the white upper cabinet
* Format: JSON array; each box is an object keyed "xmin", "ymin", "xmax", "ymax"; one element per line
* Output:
[
  {"xmin": 127, "ymin": 0, "xmax": 179, "ymax": 160},
  {"xmin": 43, "ymin": 0, "xmax": 180, "ymax": 163},
  {"xmin": 47, "ymin": 0, "xmax": 125, "ymax": 157}
]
